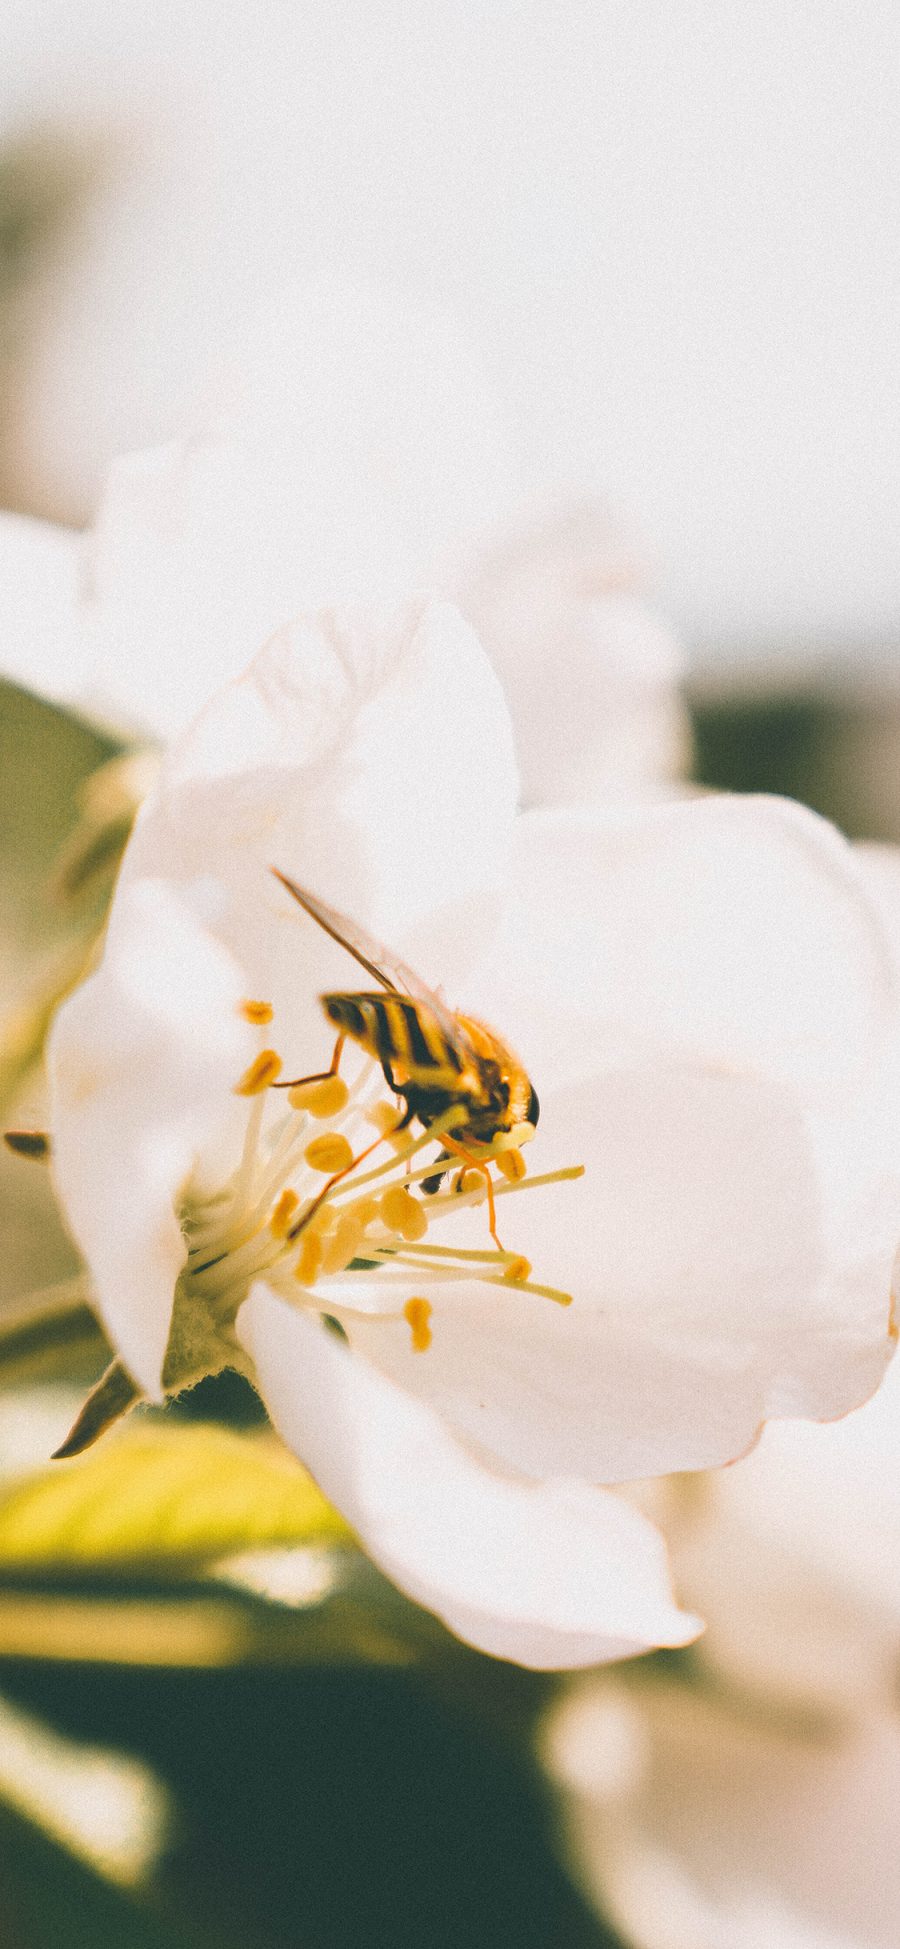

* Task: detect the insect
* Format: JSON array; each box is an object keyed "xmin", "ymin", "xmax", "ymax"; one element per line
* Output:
[{"xmin": 271, "ymin": 869, "xmax": 539, "ymax": 1151}]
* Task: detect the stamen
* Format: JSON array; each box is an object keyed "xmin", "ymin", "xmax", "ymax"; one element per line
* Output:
[
  {"xmin": 294, "ymin": 1229, "xmax": 324, "ymax": 1287},
  {"xmin": 370, "ymin": 1240, "xmax": 514, "ymax": 1265},
  {"xmin": 366, "ymin": 1101, "xmax": 408, "ymax": 1147},
  {"xmin": 270, "ymin": 1189, "xmax": 299, "ymax": 1238},
  {"xmin": 495, "ymin": 1148, "xmax": 527, "ymax": 1184},
  {"xmin": 455, "ymin": 1167, "xmax": 484, "ymax": 1196},
  {"xmin": 350, "ymin": 1195, "xmax": 381, "ymax": 1230},
  {"xmin": 289, "ymin": 1075, "xmax": 349, "ymax": 1118},
  {"xmin": 485, "ymin": 1272, "xmax": 573, "ymax": 1307},
  {"xmin": 240, "ymin": 999, "xmax": 274, "ymax": 1025},
  {"xmin": 404, "ymin": 1297, "xmax": 433, "ymax": 1352},
  {"xmin": 235, "ymin": 1049, "xmax": 282, "ymax": 1095},
  {"xmin": 321, "ymin": 1212, "xmax": 366, "ymax": 1275},
  {"xmin": 379, "ymin": 1185, "xmax": 428, "ymax": 1243},
  {"xmin": 305, "ymin": 1132, "xmax": 355, "ymax": 1175},
  {"xmin": 503, "ymin": 1254, "xmax": 532, "ymax": 1282}
]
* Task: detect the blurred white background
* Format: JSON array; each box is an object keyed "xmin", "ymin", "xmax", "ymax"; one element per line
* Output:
[{"xmin": 0, "ymin": 0, "xmax": 897, "ymax": 672}]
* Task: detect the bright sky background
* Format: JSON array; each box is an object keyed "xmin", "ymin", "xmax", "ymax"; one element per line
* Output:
[{"xmin": 2, "ymin": 0, "xmax": 898, "ymax": 669}]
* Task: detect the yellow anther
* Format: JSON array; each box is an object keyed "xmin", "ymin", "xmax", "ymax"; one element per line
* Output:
[
  {"xmin": 304, "ymin": 1132, "xmax": 355, "ymax": 1175},
  {"xmin": 455, "ymin": 1167, "xmax": 485, "ymax": 1198},
  {"xmin": 404, "ymin": 1296, "xmax": 433, "ymax": 1353},
  {"xmin": 294, "ymin": 1229, "xmax": 324, "ymax": 1286},
  {"xmin": 495, "ymin": 1147, "xmax": 527, "ymax": 1184},
  {"xmin": 270, "ymin": 1188, "xmax": 299, "ymax": 1238},
  {"xmin": 289, "ymin": 1074, "xmax": 349, "ymax": 1118},
  {"xmin": 380, "ymin": 1185, "xmax": 429, "ymax": 1242},
  {"xmin": 366, "ymin": 1101, "xmax": 407, "ymax": 1146},
  {"xmin": 235, "ymin": 1049, "xmax": 282, "ymax": 1095},
  {"xmin": 240, "ymin": 998, "xmax": 274, "ymax": 1025},
  {"xmin": 503, "ymin": 1255, "xmax": 532, "ymax": 1284},
  {"xmin": 351, "ymin": 1196, "xmax": 381, "ymax": 1230},
  {"xmin": 321, "ymin": 1213, "xmax": 366, "ymax": 1275}
]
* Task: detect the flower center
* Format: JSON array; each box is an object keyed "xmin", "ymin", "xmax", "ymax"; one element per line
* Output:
[{"xmin": 180, "ymin": 1005, "xmax": 582, "ymax": 1353}]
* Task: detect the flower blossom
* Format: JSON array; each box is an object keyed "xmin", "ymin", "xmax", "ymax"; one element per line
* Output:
[
  {"xmin": 1, "ymin": 279, "xmax": 688, "ymax": 806},
  {"xmin": 546, "ymin": 1355, "xmax": 900, "ymax": 1945},
  {"xmin": 43, "ymin": 600, "xmax": 900, "ymax": 1667},
  {"xmin": 546, "ymin": 1667, "xmax": 900, "ymax": 1949}
]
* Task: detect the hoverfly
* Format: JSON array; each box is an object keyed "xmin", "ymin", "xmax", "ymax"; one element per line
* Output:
[{"xmin": 271, "ymin": 869, "xmax": 539, "ymax": 1152}]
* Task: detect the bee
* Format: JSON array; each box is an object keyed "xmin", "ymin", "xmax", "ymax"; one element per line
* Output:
[{"xmin": 271, "ymin": 869, "xmax": 539, "ymax": 1151}]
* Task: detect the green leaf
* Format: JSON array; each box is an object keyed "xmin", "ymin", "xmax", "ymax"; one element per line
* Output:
[{"xmin": 0, "ymin": 1420, "xmax": 349, "ymax": 1570}]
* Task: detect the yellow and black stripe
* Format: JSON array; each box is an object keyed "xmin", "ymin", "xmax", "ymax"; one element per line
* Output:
[{"xmin": 321, "ymin": 991, "xmax": 464, "ymax": 1085}]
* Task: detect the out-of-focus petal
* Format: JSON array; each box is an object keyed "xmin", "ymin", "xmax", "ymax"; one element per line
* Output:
[
  {"xmin": 459, "ymin": 504, "xmax": 690, "ymax": 806},
  {"xmin": 676, "ymin": 1354, "xmax": 900, "ymax": 1715},
  {"xmin": 551, "ymin": 1678, "xmax": 900, "ymax": 1949},
  {"xmin": 0, "ymin": 512, "xmax": 82, "ymax": 705},
  {"xmin": 48, "ymin": 880, "xmax": 254, "ymax": 1396},
  {"xmin": 238, "ymin": 1290, "xmax": 701, "ymax": 1669},
  {"xmin": 73, "ymin": 278, "xmax": 516, "ymax": 737}
]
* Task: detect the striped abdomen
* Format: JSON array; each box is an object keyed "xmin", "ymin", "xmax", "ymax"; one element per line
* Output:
[{"xmin": 321, "ymin": 991, "xmax": 465, "ymax": 1090}]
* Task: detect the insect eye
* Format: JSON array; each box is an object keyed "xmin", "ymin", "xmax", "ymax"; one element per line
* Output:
[{"xmin": 527, "ymin": 1084, "xmax": 540, "ymax": 1128}]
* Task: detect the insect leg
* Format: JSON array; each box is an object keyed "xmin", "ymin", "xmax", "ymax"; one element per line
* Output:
[
  {"xmin": 440, "ymin": 1136, "xmax": 504, "ymax": 1253},
  {"xmin": 273, "ymin": 1033, "xmax": 346, "ymax": 1090}
]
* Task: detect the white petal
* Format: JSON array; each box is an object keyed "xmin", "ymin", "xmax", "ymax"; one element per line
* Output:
[
  {"xmin": 48, "ymin": 880, "xmax": 254, "ymax": 1395},
  {"xmin": 238, "ymin": 1291, "xmax": 700, "ymax": 1669},
  {"xmin": 677, "ymin": 1354, "xmax": 900, "ymax": 1714},
  {"xmin": 460, "ymin": 506, "xmax": 689, "ymax": 807},
  {"xmin": 344, "ymin": 1067, "xmax": 897, "ymax": 1483},
  {"xmin": 553, "ymin": 1680, "xmax": 900, "ymax": 1949},
  {"xmin": 0, "ymin": 513, "xmax": 82, "ymax": 706},
  {"xmin": 74, "ymin": 278, "xmax": 516, "ymax": 738},
  {"xmin": 468, "ymin": 795, "xmax": 900, "ymax": 1103},
  {"xmin": 116, "ymin": 601, "xmax": 517, "ymax": 1071}
]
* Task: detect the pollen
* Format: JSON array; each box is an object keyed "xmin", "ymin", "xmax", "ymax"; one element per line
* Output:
[
  {"xmin": 366, "ymin": 1101, "xmax": 407, "ymax": 1146},
  {"xmin": 503, "ymin": 1255, "xmax": 532, "ymax": 1284},
  {"xmin": 305, "ymin": 1132, "xmax": 355, "ymax": 1175},
  {"xmin": 321, "ymin": 1212, "xmax": 366, "ymax": 1275},
  {"xmin": 294, "ymin": 1229, "xmax": 324, "ymax": 1287},
  {"xmin": 235, "ymin": 1049, "xmax": 282, "ymax": 1095},
  {"xmin": 270, "ymin": 1188, "xmax": 299, "ymax": 1238},
  {"xmin": 352, "ymin": 1196, "xmax": 381, "ymax": 1230},
  {"xmin": 495, "ymin": 1148, "xmax": 527, "ymax": 1184},
  {"xmin": 240, "ymin": 999, "xmax": 274, "ymax": 1025},
  {"xmin": 289, "ymin": 1074, "xmax": 349, "ymax": 1118},
  {"xmin": 404, "ymin": 1296, "xmax": 433, "ymax": 1352},
  {"xmin": 380, "ymin": 1185, "xmax": 428, "ymax": 1242},
  {"xmin": 455, "ymin": 1166, "xmax": 485, "ymax": 1198}
]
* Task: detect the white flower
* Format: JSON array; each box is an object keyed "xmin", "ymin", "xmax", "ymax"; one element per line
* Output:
[
  {"xmin": 547, "ymin": 1674, "xmax": 900, "ymax": 1949},
  {"xmin": 1, "ymin": 279, "xmax": 513, "ymax": 738},
  {"xmin": 1, "ymin": 280, "xmax": 688, "ymax": 807},
  {"xmin": 459, "ymin": 502, "xmax": 690, "ymax": 806},
  {"xmin": 44, "ymin": 602, "xmax": 900, "ymax": 1665}
]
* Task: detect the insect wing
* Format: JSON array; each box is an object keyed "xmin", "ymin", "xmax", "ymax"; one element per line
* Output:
[{"xmin": 271, "ymin": 869, "xmax": 465, "ymax": 1047}]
